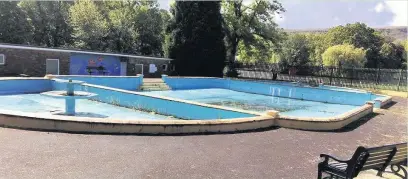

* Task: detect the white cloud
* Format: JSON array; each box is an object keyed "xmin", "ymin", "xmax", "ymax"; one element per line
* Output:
[
  {"xmin": 375, "ymin": 3, "xmax": 385, "ymax": 13},
  {"xmin": 384, "ymin": 0, "xmax": 408, "ymax": 26}
]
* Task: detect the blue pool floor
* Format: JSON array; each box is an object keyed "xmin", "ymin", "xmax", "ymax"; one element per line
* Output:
[
  {"xmin": 0, "ymin": 94, "xmax": 170, "ymax": 120},
  {"xmin": 144, "ymin": 88, "xmax": 359, "ymax": 118}
]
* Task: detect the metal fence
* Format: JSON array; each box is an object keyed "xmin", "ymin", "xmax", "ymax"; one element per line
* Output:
[{"xmin": 235, "ymin": 63, "xmax": 408, "ymax": 91}]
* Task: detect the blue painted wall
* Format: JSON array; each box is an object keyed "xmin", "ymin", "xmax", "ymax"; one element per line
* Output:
[
  {"xmin": 163, "ymin": 77, "xmax": 226, "ymax": 90},
  {"xmin": 0, "ymin": 79, "xmax": 52, "ymax": 95},
  {"xmin": 70, "ymin": 53, "xmax": 121, "ymax": 76},
  {"xmin": 77, "ymin": 84, "xmax": 255, "ymax": 120},
  {"xmin": 163, "ymin": 77, "xmax": 376, "ymax": 106},
  {"xmin": 54, "ymin": 76, "xmax": 142, "ymax": 90}
]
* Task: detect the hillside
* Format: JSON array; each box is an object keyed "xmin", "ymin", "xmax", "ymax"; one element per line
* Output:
[{"xmin": 286, "ymin": 26, "xmax": 407, "ymax": 41}]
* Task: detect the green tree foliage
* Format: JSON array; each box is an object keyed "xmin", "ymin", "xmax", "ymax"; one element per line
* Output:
[
  {"xmin": 326, "ymin": 23, "xmax": 383, "ymax": 68},
  {"xmin": 133, "ymin": 2, "xmax": 166, "ymax": 56},
  {"xmin": 275, "ymin": 34, "xmax": 310, "ymax": 68},
  {"xmin": 19, "ymin": 1, "xmax": 73, "ymax": 47},
  {"xmin": 322, "ymin": 44, "xmax": 366, "ymax": 68},
  {"xmin": 167, "ymin": 1, "xmax": 226, "ymax": 77},
  {"xmin": 0, "ymin": 1, "xmax": 31, "ymax": 44},
  {"xmin": 69, "ymin": 0, "xmax": 109, "ymax": 51},
  {"xmin": 222, "ymin": 0, "xmax": 285, "ymax": 71},
  {"xmin": 305, "ymin": 33, "xmax": 329, "ymax": 66},
  {"xmin": 70, "ymin": 0, "xmax": 166, "ymax": 55},
  {"xmin": 379, "ymin": 42, "xmax": 405, "ymax": 68}
]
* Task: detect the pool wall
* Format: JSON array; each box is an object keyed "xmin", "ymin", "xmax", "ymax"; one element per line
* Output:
[
  {"xmin": 162, "ymin": 77, "xmax": 390, "ymax": 106},
  {"xmin": 49, "ymin": 75, "xmax": 143, "ymax": 90},
  {"xmin": 0, "ymin": 78, "xmax": 52, "ymax": 95}
]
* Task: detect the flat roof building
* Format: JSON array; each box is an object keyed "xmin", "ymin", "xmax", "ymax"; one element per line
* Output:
[{"xmin": 0, "ymin": 43, "xmax": 173, "ymax": 77}]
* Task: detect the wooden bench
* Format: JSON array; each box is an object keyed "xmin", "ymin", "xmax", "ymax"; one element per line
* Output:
[{"xmin": 318, "ymin": 143, "xmax": 407, "ymax": 179}]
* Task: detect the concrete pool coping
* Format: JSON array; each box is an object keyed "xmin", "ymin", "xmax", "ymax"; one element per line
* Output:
[{"xmin": 0, "ymin": 77, "xmax": 377, "ymax": 134}]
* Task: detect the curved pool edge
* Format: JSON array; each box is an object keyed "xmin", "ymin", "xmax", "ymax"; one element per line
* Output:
[
  {"xmin": 0, "ymin": 103, "xmax": 374, "ymax": 134},
  {"xmin": 0, "ymin": 110, "xmax": 277, "ymax": 134},
  {"xmin": 277, "ymin": 103, "xmax": 374, "ymax": 130}
]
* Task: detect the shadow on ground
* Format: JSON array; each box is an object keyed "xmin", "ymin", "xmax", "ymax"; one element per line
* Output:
[
  {"xmin": 299, "ymin": 112, "xmax": 380, "ymax": 133},
  {"xmin": 382, "ymin": 101, "xmax": 398, "ymax": 109}
]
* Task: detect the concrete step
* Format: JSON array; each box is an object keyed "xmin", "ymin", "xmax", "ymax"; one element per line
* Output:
[
  {"xmin": 140, "ymin": 78, "xmax": 171, "ymax": 91},
  {"xmin": 142, "ymin": 83, "xmax": 168, "ymax": 87},
  {"xmin": 140, "ymin": 86, "xmax": 170, "ymax": 89},
  {"xmin": 140, "ymin": 82, "xmax": 171, "ymax": 91},
  {"xmin": 140, "ymin": 87, "xmax": 169, "ymax": 91}
]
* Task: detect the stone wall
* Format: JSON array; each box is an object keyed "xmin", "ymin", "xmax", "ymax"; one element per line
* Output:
[{"xmin": 0, "ymin": 48, "xmax": 70, "ymax": 77}]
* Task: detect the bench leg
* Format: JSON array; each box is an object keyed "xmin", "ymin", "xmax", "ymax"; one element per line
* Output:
[
  {"xmin": 376, "ymin": 169, "xmax": 383, "ymax": 177},
  {"xmin": 317, "ymin": 168, "xmax": 322, "ymax": 179}
]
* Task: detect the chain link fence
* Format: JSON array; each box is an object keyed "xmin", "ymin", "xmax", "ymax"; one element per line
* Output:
[{"xmin": 235, "ymin": 63, "xmax": 408, "ymax": 91}]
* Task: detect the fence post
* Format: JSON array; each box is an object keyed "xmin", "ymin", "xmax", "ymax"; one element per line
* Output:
[
  {"xmin": 350, "ymin": 67, "xmax": 354, "ymax": 87},
  {"xmin": 329, "ymin": 67, "xmax": 334, "ymax": 85},
  {"xmin": 376, "ymin": 67, "xmax": 381, "ymax": 85},
  {"xmin": 397, "ymin": 68, "xmax": 403, "ymax": 91}
]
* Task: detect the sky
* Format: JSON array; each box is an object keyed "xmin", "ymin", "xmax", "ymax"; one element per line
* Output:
[{"xmin": 157, "ymin": 0, "xmax": 408, "ymax": 30}]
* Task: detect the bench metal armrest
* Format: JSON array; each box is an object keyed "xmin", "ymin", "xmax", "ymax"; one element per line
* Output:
[{"xmin": 320, "ymin": 154, "xmax": 349, "ymax": 164}]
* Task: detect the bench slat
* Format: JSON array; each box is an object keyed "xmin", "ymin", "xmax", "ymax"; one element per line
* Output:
[
  {"xmin": 395, "ymin": 150, "xmax": 407, "ymax": 155},
  {"xmin": 365, "ymin": 157, "xmax": 389, "ymax": 165},
  {"xmin": 367, "ymin": 154, "xmax": 390, "ymax": 161},
  {"xmin": 368, "ymin": 150, "xmax": 392, "ymax": 157},
  {"xmin": 362, "ymin": 162, "xmax": 385, "ymax": 170},
  {"xmin": 368, "ymin": 147, "xmax": 395, "ymax": 153},
  {"xmin": 393, "ymin": 153, "xmax": 407, "ymax": 159},
  {"xmin": 391, "ymin": 156, "xmax": 407, "ymax": 163}
]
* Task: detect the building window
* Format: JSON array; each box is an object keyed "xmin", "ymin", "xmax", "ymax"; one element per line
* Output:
[
  {"xmin": 162, "ymin": 64, "xmax": 168, "ymax": 71},
  {"xmin": 0, "ymin": 54, "xmax": 5, "ymax": 65}
]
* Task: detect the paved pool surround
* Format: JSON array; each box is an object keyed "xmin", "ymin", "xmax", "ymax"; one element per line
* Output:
[{"xmin": 0, "ymin": 76, "xmax": 388, "ymax": 134}]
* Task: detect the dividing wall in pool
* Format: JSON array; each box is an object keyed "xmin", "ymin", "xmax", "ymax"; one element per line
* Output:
[
  {"xmin": 162, "ymin": 77, "xmax": 379, "ymax": 106},
  {"xmin": 0, "ymin": 78, "xmax": 52, "ymax": 95},
  {"xmin": 76, "ymin": 83, "xmax": 256, "ymax": 120}
]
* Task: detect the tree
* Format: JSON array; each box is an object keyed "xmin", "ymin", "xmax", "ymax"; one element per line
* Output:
[
  {"xmin": 133, "ymin": 2, "xmax": 166, "ymax": 56},
  {"xmin": 167, "ymin": 1, "xmax": 226, "ymax": 77},
  {"xmin": 221, "ymin": 0, "xmax": 285, "ymax": 75},
  {"xmin": 0, "ymin": 1, "xmax": 31, "ymax": 44},
  {"xmin": 19, "ymin": 1, "xmax": 73, "ymax": 47},
  {"xmin": 305, "ymin": 33, "xmax": 329, "ymax": 66},
  {"xmin": 379, "ymin": 42, "xmax": 405, "ymax": 68},
  {"xmin": 326, "ymin": 23, "xmax": 383, "ymax": 68},
  {"xmin": 70, "ymin": 0, "xmax": 167, "ymax": 56},
  {"xmin": 69, "ymin": 0, "xmax": 109, "ymax": 51},
  {"xmin": 322, "ymin": 44, "xmax": 366, "ymax": 68},
  {"xmin": 276, "ymin": 34, "xmax": 311, "ymax": 68}
]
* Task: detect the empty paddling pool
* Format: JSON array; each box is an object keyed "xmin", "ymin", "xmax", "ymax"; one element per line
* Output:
[
  {"xmin": 0, "ymin": 76, "xmax": 392, "ymax": 134},
  {"xmin": 143, "ymin": 88, "xmax": 359, "ymax": 118}
]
